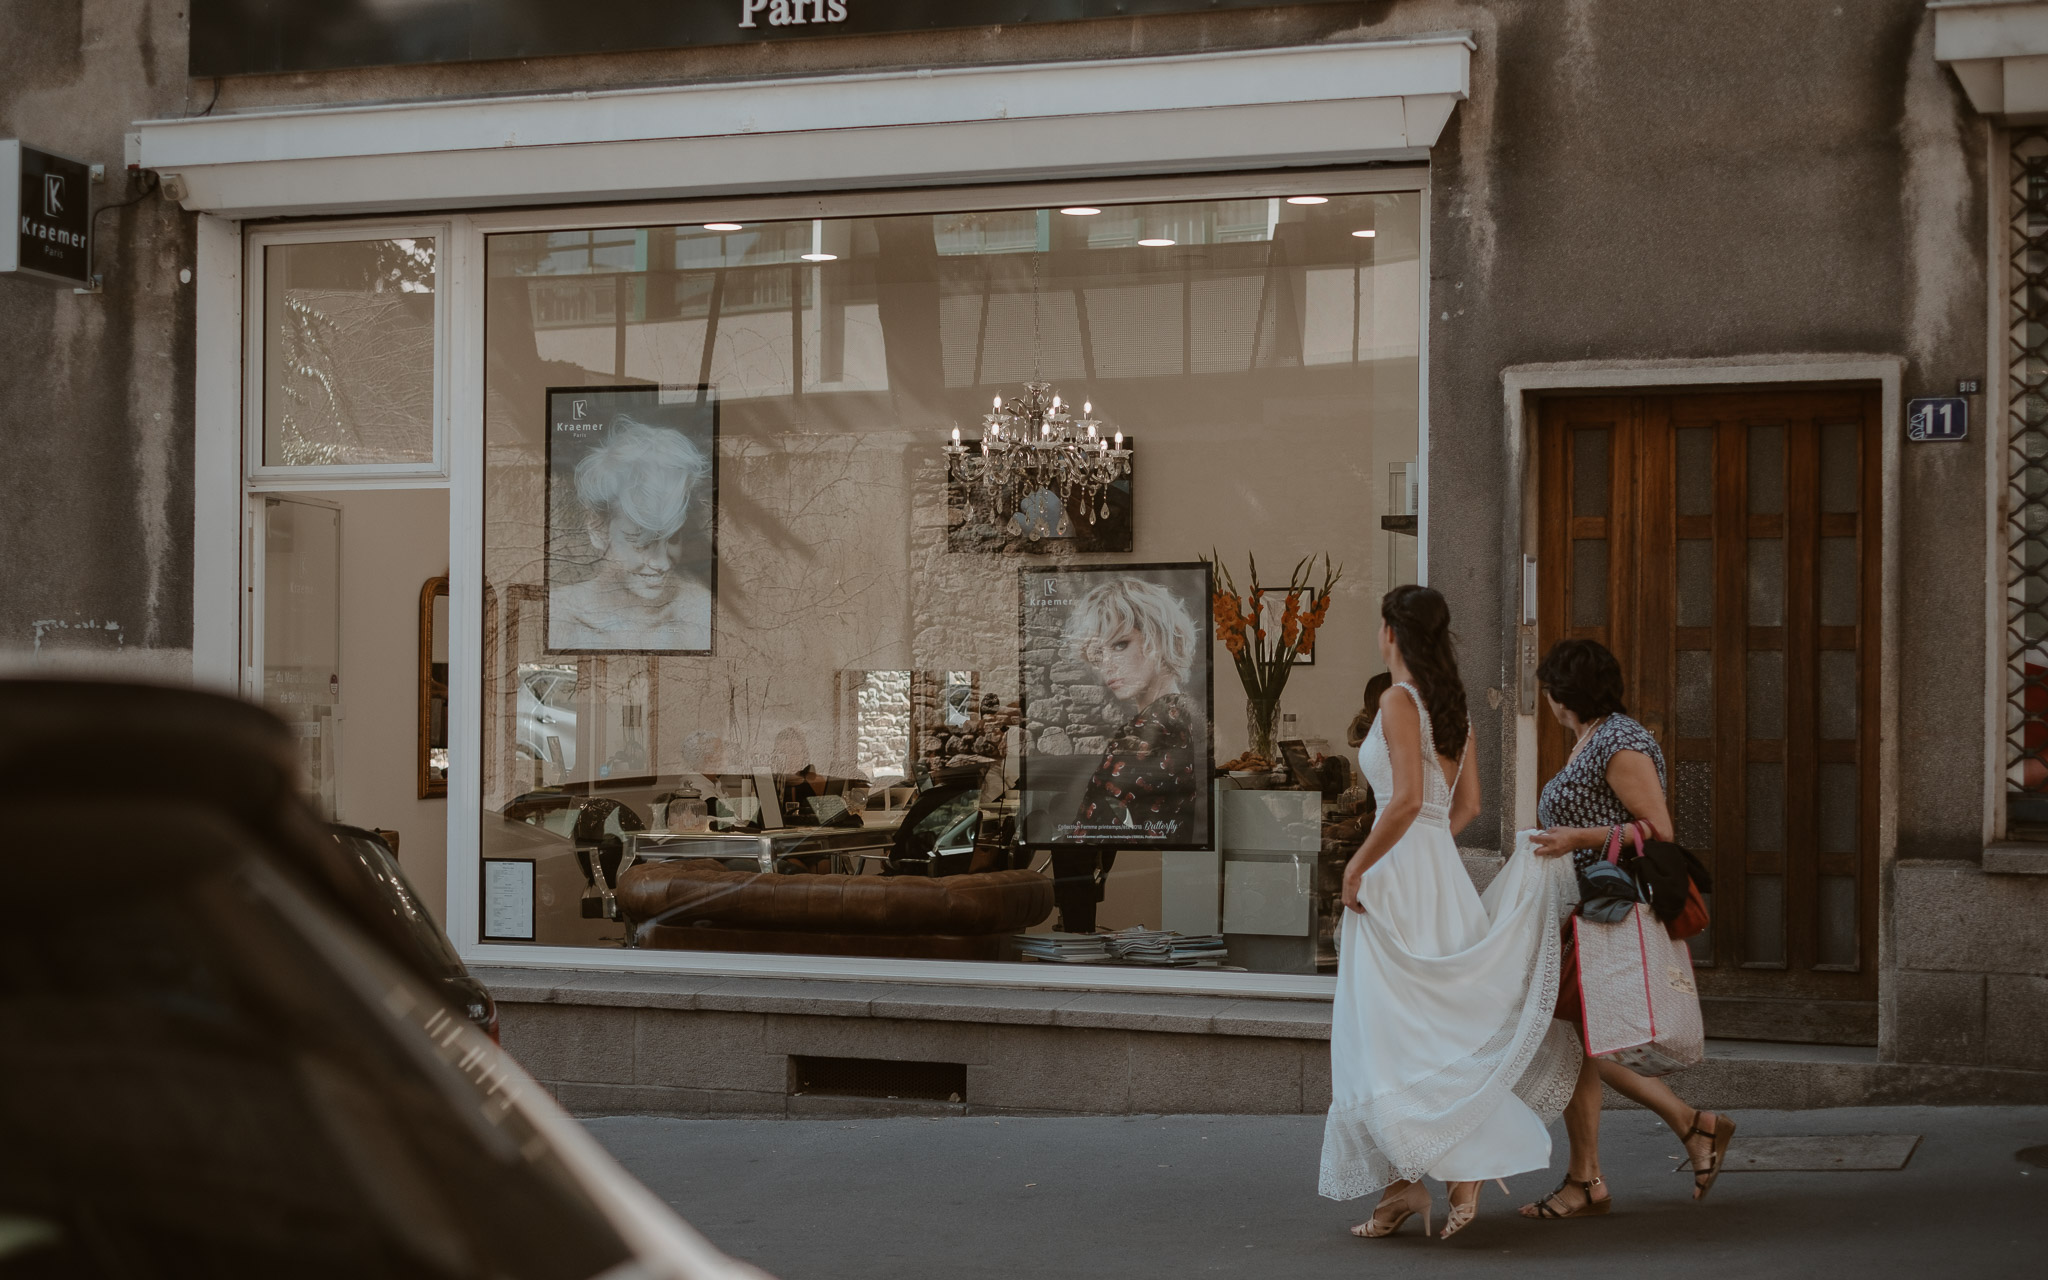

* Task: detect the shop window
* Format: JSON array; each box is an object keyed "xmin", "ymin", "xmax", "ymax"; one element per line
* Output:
[
  {"xmin": 250, "ymin": 231, "xmax": 445, "ymax": 478},
  {"xmin": 478, "ymin": 189, "xmax": 1422, "ymax": 977}
]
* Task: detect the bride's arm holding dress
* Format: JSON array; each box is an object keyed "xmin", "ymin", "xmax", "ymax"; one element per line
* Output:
[
  {"xmin": 1341, "ymin": 688, "xmax": 1426, "ymax": 913},
  {"xmin": 1446, "ymin": 736, "xmax": 1480, "ymax": 837}
]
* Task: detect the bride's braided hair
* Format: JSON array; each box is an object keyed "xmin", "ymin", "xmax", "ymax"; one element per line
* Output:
[{"xmin": 1381, "ymin": 585, "xmax": 1469, "ymax": 759}]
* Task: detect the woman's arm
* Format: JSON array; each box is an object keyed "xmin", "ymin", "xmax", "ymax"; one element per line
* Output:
[
  {"xmin": 1342, "ymin": 689, "xmax": 1423, "ymax": 912},
  {"xmin": 1527, "ymin": 747, "xmax": 1672, "ymax": 857},
  {"xmin": 1605, "ymin": 749, "xmax": 1673, "ymax": 842},
  {"xmin": 1447, "ymin": 736, "xmax": 1480, "ymax": 837}
]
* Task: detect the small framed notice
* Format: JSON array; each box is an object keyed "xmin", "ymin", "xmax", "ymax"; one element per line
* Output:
[{"xmin": 481, "ymin": 859, "xmax": 536, "ymax": 941}]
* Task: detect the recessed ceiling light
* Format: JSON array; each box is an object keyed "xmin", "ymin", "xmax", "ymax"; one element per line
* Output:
[
  {"xmin": 703, "ymin": 222, "xmax": 743, "ymax": 231},
  {"xmin": 1285, "ymin": 195, "xmax": 1329, "ymax": 205},
  {"xmin": 1351, "ymin": 229, "xmax": 1378, "ymax": 238},
  {"xmin": 1137, "ymin": 238, "xmax": 1176, "ymax": 247},
  {"xmin": 800, "ymin": 252, "xmax": 838, "ymax": 262},
  {"xmin": 1060, "ymin": 206, "xmax": 1102, "ymax": 216}
]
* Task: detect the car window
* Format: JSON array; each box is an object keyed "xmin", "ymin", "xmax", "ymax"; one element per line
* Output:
[
  {"xmin": 0, "ymin": 854, "xmax": 634, "ymax": 1280},
  {"xmin": 331, "ymin": 829, "xmax": 468, "ymax": 980}
]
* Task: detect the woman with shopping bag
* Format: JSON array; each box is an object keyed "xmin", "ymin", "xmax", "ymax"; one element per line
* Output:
[{"xmin": 1519, "ymin": 640, "xmax": 1735, "ymax": 1219}]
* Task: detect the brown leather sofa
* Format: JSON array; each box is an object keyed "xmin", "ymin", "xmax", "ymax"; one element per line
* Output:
[{"xmin": 617, "ymin": 862, "xmax": 1054, "ymax": 961}]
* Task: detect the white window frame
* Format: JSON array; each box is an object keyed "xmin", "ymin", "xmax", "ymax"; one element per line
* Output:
[
  {"xmin": 242, "ymin": 221, "xmax": 454, "ymax": 488},
  {"xmin": 442, "ymin": 166, "xmax": 1431, "ymax": 997}
]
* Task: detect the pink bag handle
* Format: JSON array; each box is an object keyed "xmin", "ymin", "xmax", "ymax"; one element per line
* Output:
[{"xmin": 1603, "ymin": 824, "xmax": 1624, "ymax": 864}]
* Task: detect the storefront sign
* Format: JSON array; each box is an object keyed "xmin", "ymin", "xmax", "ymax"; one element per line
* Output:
[
  {"xmin": 1906, "ymin": 396, "xmax": 1968, "ymax": 442},
  {"xmin": 1, "ymin": 140, "xmax": 92, "ymax": 285},
  {"xmin": 190, "ymin": 0, "xmax": 1358, "ymax": 77}
]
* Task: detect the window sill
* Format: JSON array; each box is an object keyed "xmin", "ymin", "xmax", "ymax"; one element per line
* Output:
[{"xmin": 1984, "ymin": 842, "xmax": 2048, "ymax": 875}]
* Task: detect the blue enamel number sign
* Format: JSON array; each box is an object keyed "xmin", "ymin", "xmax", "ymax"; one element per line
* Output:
[{"xmin": 1906, "ymin": 397, "xmax": 1967, "ymax": 442}]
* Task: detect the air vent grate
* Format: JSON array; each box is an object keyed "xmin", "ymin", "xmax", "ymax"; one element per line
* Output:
[{"xmin": 789, "ymin": 1055, "xmax": 966, "ymax": 1102}]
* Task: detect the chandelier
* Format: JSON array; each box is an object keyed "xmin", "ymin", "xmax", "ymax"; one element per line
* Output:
[{"xmin": 943, "ymin": 381, "xmax": 1132, "ymax": 528}]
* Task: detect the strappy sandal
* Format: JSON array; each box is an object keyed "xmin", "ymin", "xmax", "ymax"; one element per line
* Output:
[
  {"xmin": 1439, "ymin": 1179, "xmax": 1510, "ymax": 1240},
  {"xmin": 1520, "ymin": 1174, "xmax": 1610, "ymax": 1220},
  {"xmin": 1679, "ymin": 1110, "xmax": 1737, "ymax": 1201},
  {"xmin": 1351, "ymin": 1181, "xmax": 1432, "ymax": 1238}
]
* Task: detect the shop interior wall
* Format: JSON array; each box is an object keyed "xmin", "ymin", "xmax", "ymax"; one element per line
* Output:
[{"xmin": 322, "ymin": 487, "xmax": 451, "ymax": 919}]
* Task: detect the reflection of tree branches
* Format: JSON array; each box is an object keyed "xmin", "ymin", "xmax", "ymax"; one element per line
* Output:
[{"xmin": 273, "ymin": 239, "xmax": 436, "ymax": 466}]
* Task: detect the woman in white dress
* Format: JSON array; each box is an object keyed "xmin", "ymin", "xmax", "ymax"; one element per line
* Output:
[{"xmin": 1320, "ymin": 586, "xmax": 1580, "ymax": 1240}]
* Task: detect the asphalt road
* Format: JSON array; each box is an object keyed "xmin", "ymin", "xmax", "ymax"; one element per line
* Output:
[{"xmin": 589, "ymin": 1106, "xmax": 2048, "ymax": 1280}]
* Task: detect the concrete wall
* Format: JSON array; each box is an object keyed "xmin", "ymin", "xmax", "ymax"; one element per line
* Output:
[
  {"xmin": 1889, "ymin": 861, "xmax": 2048, "ymax": 1069},
  {"xmin": 0, "ymin": 1, "xmax": 200, "ymax": 681}
]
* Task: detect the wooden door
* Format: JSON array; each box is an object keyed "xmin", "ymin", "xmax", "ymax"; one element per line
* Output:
[{"xmin": 1537, "ymin": 390, "xmax": 1881, "ymax": 1045}]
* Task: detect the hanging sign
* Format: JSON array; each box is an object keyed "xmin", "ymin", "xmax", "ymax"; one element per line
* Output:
[
  {"xmin": 190, "ymin": 0, "xmax": 1361, "ymax": 77},
  {"xmin": 1, "ymin": 140, "xmax": 92, "ymax": 286},
  {"xmin": 1906, "ymin": 396, "xmax": 1967, "ymax": 442}
]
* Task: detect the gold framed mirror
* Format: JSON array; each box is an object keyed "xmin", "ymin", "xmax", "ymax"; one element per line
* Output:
[{"xmin": 419, "ymin": 576, "xmax": 449, "ymax": 799}]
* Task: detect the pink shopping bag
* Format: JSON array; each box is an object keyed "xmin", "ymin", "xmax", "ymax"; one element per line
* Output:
[{"xmin": 1574, "ymin": 901, "xmax": 1704, "ymax": 1077}]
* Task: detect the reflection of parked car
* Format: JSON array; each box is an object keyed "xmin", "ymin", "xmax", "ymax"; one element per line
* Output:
[
  {"xmin": 0, "ymin": 680, "xmax": 764, "ymax": 1280},
  {"xmin": 516, "ymin": 663, "xmax": 580, "ymax": 771},
  {"xmin": 329, "ymin": 824, "xmax": 497, "ymax": 1039}
]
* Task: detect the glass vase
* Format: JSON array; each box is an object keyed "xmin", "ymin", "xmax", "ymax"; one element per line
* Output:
[{"xmin": 1246, "ymin": 695, "xmax": 1283, "ymax": 764}]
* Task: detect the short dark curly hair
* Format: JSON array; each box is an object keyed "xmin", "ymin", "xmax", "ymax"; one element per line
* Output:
[{"xmin": 1536, "ymin": 638, "xmax": 1628, "ymax": 721}]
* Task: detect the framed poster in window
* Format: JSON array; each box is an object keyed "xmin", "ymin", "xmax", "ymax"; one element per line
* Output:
[
  {"xmin": 1017, "ymin": 562, "xmax": 1214, "ymax": 850},
  {"xmin": 544, "ymin": 385, "xmax": 717, "ymax": 655}
]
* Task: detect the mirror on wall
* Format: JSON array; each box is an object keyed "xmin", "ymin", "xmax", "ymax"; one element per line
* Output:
[{"xmin": 419, "ymin": 576, "xmax": 450, "ymax": 798}]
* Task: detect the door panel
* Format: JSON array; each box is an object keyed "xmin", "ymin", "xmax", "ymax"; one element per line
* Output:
[{"xmin": 1537, "ymin": 391, "xmax": 1881, "ymax": 1044}]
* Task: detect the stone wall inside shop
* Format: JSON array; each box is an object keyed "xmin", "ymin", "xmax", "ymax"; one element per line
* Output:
[{"xmin": 853, "ymin": 670, "xmax": 912, "ymax": 781}]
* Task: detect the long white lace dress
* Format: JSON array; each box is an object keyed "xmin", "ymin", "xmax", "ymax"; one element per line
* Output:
[{"xmin": 1318, "ymin": 683, "xmax": 1582, "ymax": 1200}]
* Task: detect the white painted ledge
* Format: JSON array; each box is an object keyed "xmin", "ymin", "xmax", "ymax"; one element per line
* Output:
[
  {"xmin": 1932, "ymin": 1, "xmax": 2048, "ymax": 117},
  {"xmin": 137, "ymin": 35, "xmax": 1472, "ymax": 218}
]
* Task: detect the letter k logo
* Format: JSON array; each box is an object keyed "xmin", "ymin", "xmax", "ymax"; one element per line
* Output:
[{"xmin": 43, "ymin": 175, "xmax": 64, "ymax": 218}]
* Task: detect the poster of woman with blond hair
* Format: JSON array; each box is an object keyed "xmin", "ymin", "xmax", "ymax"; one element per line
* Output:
[{"xmin": 545, "ymin": 386, "xmax": 717, "ymax": 654}]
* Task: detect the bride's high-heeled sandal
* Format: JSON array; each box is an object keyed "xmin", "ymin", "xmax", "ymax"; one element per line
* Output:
[
  {"xmin": 1350, "ymin": 1182, "xmax": 1432, "ymax": 1239},
  {"xmin": 1520, "ymin": 1175, "xmax": 1610, "ymax": 1220},
  {"xmin": 1678, "ymin": 1110, "xmax": 1737, "ymax": 1201},
  {"xmin": 1438, "ymin": 1179, "xmax": 1510, "ymax": 1240}
]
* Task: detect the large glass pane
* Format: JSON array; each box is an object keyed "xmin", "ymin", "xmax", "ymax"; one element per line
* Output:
[
  {"xmin": 1747, "ymin": 539, "xmax": 1784, "ymax": 626},
  {"xmin": 1747, "ymin": 423, "xmax": 1784, "ymax": 514},
  {"xmin": 1676, "ymin": 426, "xmax": 1714, "ymax": 516},
  {"xmin": 1676, "ymin": 539, "xmax": 1714, "ymax": 628},
  {"xmin": 1572, "ymin": 540, "xmax": 1609, "ymax": 627},
  {"xmin": 479, "ymin": 191, "xmax": 1423, "ymax": 975},
  {"xmin": 262, "ymin": 497, "xmax": 341, "ymax": 819},
  {"xmin": 1572, "ymin": 427, "xmax": 1610, "ymax": 517},
  {"xmin": 262, "ymin": 238, "xmax": 437, "ymax": 467}
]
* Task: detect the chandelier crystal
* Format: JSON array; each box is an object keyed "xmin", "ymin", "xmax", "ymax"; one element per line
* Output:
[{"xmin": 944, "ymin": 381, "xmax": 1132, "ymax": 530}]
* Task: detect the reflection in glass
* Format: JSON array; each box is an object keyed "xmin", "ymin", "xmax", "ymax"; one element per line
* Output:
[
  {"xmin": 263, "ymin": 238, "xmax": 436, "ymax": 467},
  {"xmin": 479, "ymin": 192, "xmax": 1423, "ymax": 972},
  {"xmin": 1819, "ymin": 420, "xmax": 1859, "ymax": 513}
]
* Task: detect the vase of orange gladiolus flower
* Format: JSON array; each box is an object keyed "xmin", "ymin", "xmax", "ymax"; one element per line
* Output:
[{"xmin": 1205, "ymin": 551, "xmax": 1341, "ymax": 764}]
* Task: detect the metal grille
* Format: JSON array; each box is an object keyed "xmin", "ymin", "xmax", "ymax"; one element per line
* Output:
[
  {"xmin": 2008, "ymin": 130, "xmax": 2048, "ymax": 827},
  {"xmin": 788, "ymin": 1056, "xmax": 966, "ymax": 1102}
]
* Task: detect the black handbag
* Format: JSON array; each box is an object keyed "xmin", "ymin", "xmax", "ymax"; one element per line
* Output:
[{"xmin": 1614, "ymin": 822, "xmax": 1714, "ymax": 925}]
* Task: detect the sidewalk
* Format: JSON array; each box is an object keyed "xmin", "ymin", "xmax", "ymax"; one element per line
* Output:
[{"xmin": 589, "ymin": 1106, "xmax": 2048, "ymax": 1279}]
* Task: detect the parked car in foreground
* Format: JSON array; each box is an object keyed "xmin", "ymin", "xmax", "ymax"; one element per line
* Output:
[
  {"xmin": 0, "ymin": 680, "xmax": 765, "ymax": 1280},
  {"xmin": 328, "ymin": 823, "xmax": 498, "ymax": 1039}
]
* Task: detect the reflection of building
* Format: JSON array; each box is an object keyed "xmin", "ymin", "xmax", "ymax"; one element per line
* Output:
[{"xmin": 18, "ymin": 1, "xmax": 2048, "ymax": 1119}]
